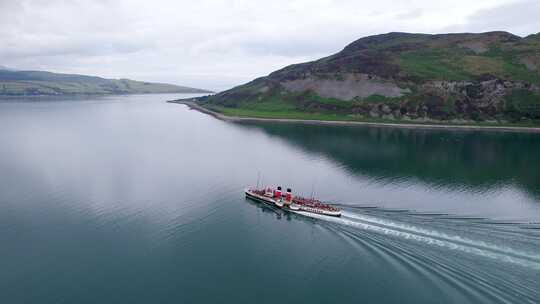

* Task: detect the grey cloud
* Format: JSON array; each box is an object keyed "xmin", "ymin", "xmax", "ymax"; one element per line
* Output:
[
  {"xmin": 445, "ymin": 0, "xmax": 540, "ymax": 35},
  {"xmin": 396, "ymin": 9, "xmax": 424, "ymax": 20},
  {"xmin": 1, "ymin": 0, "xmax": 538, "ymax": 91}
]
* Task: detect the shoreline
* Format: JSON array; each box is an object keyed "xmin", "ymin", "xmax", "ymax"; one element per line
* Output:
[{"xmin": 169, "ymin": 100, "xmax": 540, "ymax": 133}]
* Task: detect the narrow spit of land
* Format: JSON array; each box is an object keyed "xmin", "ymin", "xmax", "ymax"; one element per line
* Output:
[{"xmin": 168, "ymin": 100, "xmax": 540, "ymax": 133}]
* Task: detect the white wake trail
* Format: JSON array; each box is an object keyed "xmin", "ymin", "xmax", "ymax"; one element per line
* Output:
[{"xmin": 294, "ymin": 210, "xmax": 540, "ymax": 270}]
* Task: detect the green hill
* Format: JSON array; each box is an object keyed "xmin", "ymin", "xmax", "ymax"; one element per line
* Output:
[
  {"xmin": 0, "ymin": 69, "xmax": 212, "ymax": 96},
  {"xmin": 196, "ymin": 31, "xmax": 540, "ymax": 125}
]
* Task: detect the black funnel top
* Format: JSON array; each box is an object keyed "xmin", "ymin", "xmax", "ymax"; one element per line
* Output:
[{"xmin": 277, "ymin": 186, "xmax": 282, "ymax": 190}]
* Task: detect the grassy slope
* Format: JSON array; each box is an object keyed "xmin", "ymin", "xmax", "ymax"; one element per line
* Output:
[
  {"xmin": 202, "ymin": 103, "xmax": 540, "ymax": 127},
  {"xmin": 377, "ymin": 34, "xmax": 538, "ymax": 84},
  {"xmin": 0, "ymin": 70, "xmax": 212, "ymax": 95}
]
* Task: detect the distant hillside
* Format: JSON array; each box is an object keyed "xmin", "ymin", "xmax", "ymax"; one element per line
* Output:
[
  {"xmin": 0, "ymin": 68, "xmax": 212, "ymax": 96},
  {"xmin": 197, "ymin": 31, "xmax": 540, "ymax": 125},
  {"xmin": 0, "ymin": 65, "xmax": 15, "ymax": 71}
]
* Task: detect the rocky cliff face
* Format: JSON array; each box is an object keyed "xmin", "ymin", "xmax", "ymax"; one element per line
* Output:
[
  {"xmin": 348, "ymin": 79, "xmax": 540, "ymax": 122},
  {"xmin": 200, "ymin": 31, "xmax": 540, "ymax": 124}
]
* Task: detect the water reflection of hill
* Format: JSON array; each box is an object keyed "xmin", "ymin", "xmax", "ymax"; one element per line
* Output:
[{"xmin": 239, "ymin": 122, "xmax": 540, "ymax": 197}]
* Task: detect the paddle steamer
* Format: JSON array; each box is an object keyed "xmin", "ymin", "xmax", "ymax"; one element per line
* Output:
[{"xmin": 245, "ymin": 186, "xmax": 341, "ymax": 217}]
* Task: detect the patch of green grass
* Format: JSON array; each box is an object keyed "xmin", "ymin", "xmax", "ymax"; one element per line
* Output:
[
  {"xmin": 238, "ymin": 100, "xmax": 297, "ymax": 112},
  {"xmin": 206, "ymin": 105, "xmax": 358, "ymax": 121},
  {"xmin": 398, "ymin": 45, "xmax": 540, "ymax": 83},
  {"xmin": 397, "ymin": 49, "xmax": 471, "ymax": 81},
  {"xmin": 202, "ymin": 104, "xmax": 540, "ymax": 127},
  {"xmin": 210, "ymin": 90, "xmax": 357, "ymax": 113},
  {"xmin": 483, "ymin": 45, "xmax": 540, "ymax": 83},
  {"xmin": 500, "ymin": 61, "xmax": 540, "ymax": 83},
  {"xmin": 459, "ymin": 56, "xmax": 504, "ymax": 75},
  {"xmin": 308, "ymin": 93, "xmax": 353, "ymax": 108}
]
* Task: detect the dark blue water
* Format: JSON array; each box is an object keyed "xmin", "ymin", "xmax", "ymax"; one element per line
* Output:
[{"xmin": 0, "ymin": 94, "xmax": 539, "ymax": 303}]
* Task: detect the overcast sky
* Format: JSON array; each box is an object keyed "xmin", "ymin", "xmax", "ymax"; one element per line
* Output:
[{"xmin": 1, "ymin": 0, "xmax": 539, "ymax": 91}]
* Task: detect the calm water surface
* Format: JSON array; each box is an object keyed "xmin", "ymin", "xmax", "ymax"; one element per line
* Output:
[{"xmin": 1, "ymin": 94, "xmax": 539, "ymax": 303}]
